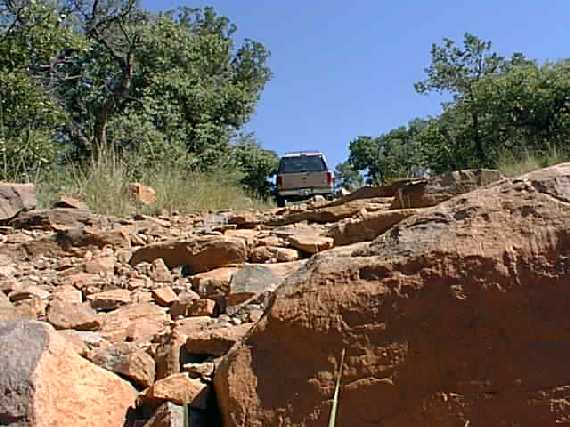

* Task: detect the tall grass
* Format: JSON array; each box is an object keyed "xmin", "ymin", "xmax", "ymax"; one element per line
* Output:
[
  {"xmin": 496, "ymin": 146, "xmax": 569, "ymax": 177},
  {"xmin": 34, "ymin": 151, "xmax": 272, "ymax": 216}
]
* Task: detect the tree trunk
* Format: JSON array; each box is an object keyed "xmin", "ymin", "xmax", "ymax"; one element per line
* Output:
[{"xmin": 472, "ymin": 111, "xmax": 484, "ymax": 166}]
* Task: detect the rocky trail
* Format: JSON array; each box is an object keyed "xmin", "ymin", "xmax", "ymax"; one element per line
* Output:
[{"xmin": 1, "ymin": 164, "xmax": 569, "ymax": 426}]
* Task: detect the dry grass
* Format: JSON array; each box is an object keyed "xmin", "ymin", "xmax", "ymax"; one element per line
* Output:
[
  {"xmin": 35, "ymin": 153, "xmax": 273, "ymax": 216},
  {"xmin": 496, "ymin": 147, "xmax": 569, "ymax": 177}
]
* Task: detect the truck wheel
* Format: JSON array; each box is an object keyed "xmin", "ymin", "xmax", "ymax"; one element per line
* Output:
[{"xmin": 276, "ymin": 196, "xmax": 286, "ymax": 208}]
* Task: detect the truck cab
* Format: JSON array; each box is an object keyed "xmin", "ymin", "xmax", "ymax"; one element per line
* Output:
[{"xmin": 275, "ymin": 151, "xmax": 334, "ymax": 207}]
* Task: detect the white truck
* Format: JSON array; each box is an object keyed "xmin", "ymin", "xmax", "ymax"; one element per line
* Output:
[{"xmin": 275, "ymin": 151, "xmax": 334, "ymax": 207}]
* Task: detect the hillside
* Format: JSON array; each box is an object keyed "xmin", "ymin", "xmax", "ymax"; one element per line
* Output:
[{"xmin": 1, "ymin": 163, "xmax": 569, "ymax": 426}]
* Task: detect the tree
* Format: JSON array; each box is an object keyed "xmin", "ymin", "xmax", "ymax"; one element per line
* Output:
[
  {"xmin": 334, "ymin": 161, "xmax": 363, "ymax": 191},
  {"xmin": 229, "ymin": 133, "xmax": 278, "ymax": 198},
  {"xmin": 415, "ymin": 33, "xmax": 527, "ymax": 165}
]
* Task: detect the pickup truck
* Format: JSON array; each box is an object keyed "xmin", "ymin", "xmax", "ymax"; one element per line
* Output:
[{"xmin": 275, "ymin": 151, "xmax": 334, "ymax": 207}]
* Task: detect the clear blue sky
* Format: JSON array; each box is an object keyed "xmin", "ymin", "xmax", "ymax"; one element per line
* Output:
[{"xmin": 143, "ymin": 0, "xmax": 570, "ymax": 167}]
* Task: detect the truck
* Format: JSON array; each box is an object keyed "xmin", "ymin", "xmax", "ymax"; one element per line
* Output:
[{"xmin": 275, "ymin": 151, "xmax": 334, "ymax": 207}]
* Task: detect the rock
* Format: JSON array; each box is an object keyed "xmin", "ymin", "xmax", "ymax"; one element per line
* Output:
[
  {"xmin": 84, "ymin": 256, "xmax": 115, "ymax": 274},
  {"xmin": 191, "ymin": 267, "xmax": 238, "ymax": 299},
  {"xmin": 87, "ymin": 342, "xmax": 155, "ymax": 389},
  {"xmin": 0, "ymin": 291, "xmax": 19, "ymax": 320},
  {"xmin": 226, "ymin": 211, "xmax": 261, "ymax": 228},
  {"xmin": 142, "ymin": 402, "xmax": 185, "ymax": 427},
  {"xmin": 169, "ymin": 292, "xmax": 201, "ymax": 318},
  {"xmin": 227, "ymin": 262, "xmax": 305, "ymax": 306},
  {"xmin": 224, "ymin": 229, "xmax": 258, "ymax": 246},
  {"xmin": 186, "ymin": 323, "xmax": 252, "ymax": 357},
  {"xmin": 88, "ymin": 289, "xmax": 131, "ymax": 311},
  {"xmin": 215, "ymin": 163, "xmax": 570, "ymax": 426},
  {"xmin": 183, "ymin": 362, "xmax": 216, "ymax": 380},
  {"xmin": 171, "ymin": 298, "xmax": 216, "ymax": 318},
  {"xmin": 57, "ymin": 226, "xmax": 131, "ymax": 250},
  {"xmin": 155, "ymin": 330, "xmax": 188, "ymax": 380},
  {"xmin": 267, "ymin": 198, "xmax": 388, "ymax": 226},
  {"xmin": 391, "ymin": 169, "xmax": 504, "ymax": 209},
  {"xmin": 47, "ymin": 300, "xmax": 101, "ymax": 331},
  {"xmin": 327, "ymin": 209, "xmax": 418, "ymax": 246},
  {"xmin": 150, "ymin": 258, "xmax": 172, "ymax": 283},
  {"xmin": 287, "ymin": 234, "xmax": 334, "ymax": 254},
  {"xmin": 127, "ymin": 183, "xmax": 157, "ymax": 205},
  {"xmin": 250, "ymin": 246, "xmax": 299, "ymax": 263},
  {"xmin": 0, "ymin": 183, "xmax": 36, "ymax": 221},
  {"xmin": 152, "ymin": 287, "xmax": 178, "ymax": 307},
  {"xmin": 101, "ymin": 303, "xmax": 169, "ymax": 344},
  {"xmin": 0, "ymin": 320, "xmax": 136, "ymax": 426},
  {"xmin": 130, "ymin": 236, "xmax": 247, "ymax": 273},
  {"xmin": 51, "ymin": 285, "xmax": 83, "ymax": 304},
  {"xmin": 145, "ymin": 373, "xmax": 208, "ymax": 409},
  {"xmin": 188, "ymin": 299, "xmax": 217, "ymax": 317},
  {"xmin": 53, "ymin": 195, "xmax": 89, "ymax": 210},
  {"xmin": 10, "ymin": 208, "xmax": 94, "ymax": 231}
]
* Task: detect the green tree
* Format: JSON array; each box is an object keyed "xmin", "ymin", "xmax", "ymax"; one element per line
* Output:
[
  {"xmin": 334, "ymin": 161, "xmax": 363, "ymax": 191},
  {"xmin": 230, "ymin": 133, "xmax": 278, "ymax": 198},
  {"xmin": 415, "ymin": 33, "xmax": 528, "ymax": 166}
]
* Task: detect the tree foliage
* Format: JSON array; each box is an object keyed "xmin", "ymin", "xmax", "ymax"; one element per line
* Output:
[
  {"xmin": 345, "ymin": 33, "xmax": 570, "ymax": 180},
  {"xmin": 0, "ymin": 0, "xmax": 273, "ymax": 194}
]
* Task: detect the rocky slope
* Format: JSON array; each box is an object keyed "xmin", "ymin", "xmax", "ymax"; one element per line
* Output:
[{"xmin": 3, "ymin": 166, "xmax": 566, "ymax": 426}]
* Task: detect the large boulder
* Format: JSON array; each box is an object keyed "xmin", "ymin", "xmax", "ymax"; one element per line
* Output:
[
  {"xmin": 215, "ymin": 163, "xmax": 570, "ymax": 426},
  {"xmin": 0, "ymin": 320, "xmax": 136, "ymax": 426},
  {"xmin": 130, "ymin": 236, "xmax": 247, "ymax": 273},
  {"xmin": 0, "ymin": 183, "xmax": 36, "ymax": 222},
  {"xmin": 391, "ymin": 169, "xmax": 504, "ymax": 209}
]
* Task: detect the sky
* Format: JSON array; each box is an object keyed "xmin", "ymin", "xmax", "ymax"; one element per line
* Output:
[{"xmin": 143, "ymin": 0, "xmax": 570, "ymax": 168}]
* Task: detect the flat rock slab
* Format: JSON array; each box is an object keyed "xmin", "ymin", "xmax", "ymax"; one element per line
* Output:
[
  {"xmin": 0, "ymin": 320, "xmax": 136, "ymax": 426},
  {"xmin": 130, "ymin": 236, "xmax": 247, "ymax": 274}
]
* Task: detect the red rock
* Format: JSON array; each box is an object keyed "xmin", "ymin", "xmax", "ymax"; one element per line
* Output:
[
  {"xmin": 0, "ymin": 320, "xmax": 136, "ymax": 426},
  {"xmin": 87, "ymin": 342, "xmax": 155, "ymax": 388},
  {"xmin": 391, "ymin": 169, "xmax": 504, "ymax": 209},
  {"xmin": 142, "ymin": 402, "xmax": 184, "ymax": 427},
  {"xmin": 127, "ymin": 183, "xmax": 156, "ymax": 205},
  {"xmin": 186, "ymin": 323, "xmax": 252, "ymax": 357},
  {"xmin": 0, "ymin": 183, "xmax": 36, "ymax": 221},
  {"xmin": 150, "ymin": 258, "xmax": 172, "ymax": 283},
  {"xmin": 48, "ymin": 300, "xmax": 101, "ymax": 331},
  {"xmin": 191, "ymin": 267, "xmax": 237, "ymax": 298},
  {"xmin": 287, "ymin": 233, "xmax": 333, "ymax": 254},
  {"xmin": 215, "ymin": 163, "xmax": 570, "ymax": 427},
  {"xmin": 152, "ymin": 287, "xmax": 178, "ymax": 307},
  {"xmin": 327, "ymin": 209, "xmax": 418, "ymax": 246},
  {"xmin": 145, "ymin": 373, "xmax": 208, "ymax": 409},
  {"xmin": 101, "ymin": 303, "xmax": 169, "ymax": 344},
  {"xmin": 84, "ymin": 256, "xmax": 115, "ymax": 274},
  {"xmin": 88, "ymin": 289, "xmax": 131, "ymax": 311},
  {"xmin": 52, "ymin": 195, "xmax": 89, "ymax": 210},
  {"xmin": 171, "ymin": 297, "xmax": 216, "ymax": 318},
  {"xmin": 129, "ymin": 236, "xmax": 247, "ymax": 274}
]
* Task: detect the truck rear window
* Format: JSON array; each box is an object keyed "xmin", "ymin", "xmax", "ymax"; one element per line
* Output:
[{"xmin": 278, "ymin": 156, "xmax": 326, "ymax": 173}]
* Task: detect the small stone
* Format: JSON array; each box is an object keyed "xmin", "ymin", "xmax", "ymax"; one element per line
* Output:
[
  {"xmin": 84, "ymin": 256, "xmax": 115, "ymax": 275},
  {"xmin": 145, "ymin": 373, "xmax": 208, "ymax": 409},
  {"xmin": 150, "ymin": 258, "xmax": 172, "ymax": 283},
  {"xmin": 152, "ymin": 287, "xmax": 178, "ymax": 307},
  {"xmin": 183, "ymin": 362, "xmax": 215, "ymax": 379},
  {"xmin": 88, "ymin": 289, "xmax": 131, "ymax": 311}
]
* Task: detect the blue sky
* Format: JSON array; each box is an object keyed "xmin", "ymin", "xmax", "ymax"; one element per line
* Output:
[{"xmin": 143, "ymin": 0, "xmax": 570, "ymax": 167}]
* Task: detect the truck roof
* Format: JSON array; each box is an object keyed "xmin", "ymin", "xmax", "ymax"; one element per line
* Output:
[{"xmin": 281, "ymin": 151, "xmax": 324, "ymax": 157}]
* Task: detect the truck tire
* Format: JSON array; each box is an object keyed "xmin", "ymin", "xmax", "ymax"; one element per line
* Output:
[{"xmin": 276, "ymin": 196, "xmax": 286, "ymax": 208}]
